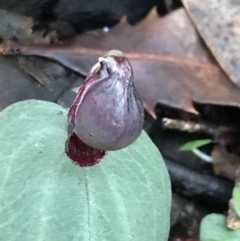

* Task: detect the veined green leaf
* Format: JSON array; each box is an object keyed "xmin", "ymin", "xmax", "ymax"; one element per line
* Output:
[
  {"xmin": 0, "ymin": 100, "xmax": 171, "ymax": 241},
  {"xmin": 233, "ymin": 185, "xmax": 240, "ymax": 217},
  {"xmin": 200, "ymin": 214, "xmax": 240, "ymax": 241}
]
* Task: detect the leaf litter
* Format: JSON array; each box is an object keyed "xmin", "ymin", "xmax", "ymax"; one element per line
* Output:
[
  {"xmin": 1, "ymin": 9, "xmax": 240, "ymax": 118},
  {"xmin": 182, "ymin": 0, "xmax": 240, "ymax": 89}
]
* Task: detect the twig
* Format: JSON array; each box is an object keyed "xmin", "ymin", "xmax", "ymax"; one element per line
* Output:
[
  {"xmin": 164, "ymin": 158, "xmax": 233, "ymax": 210},
  {"xmin": 162, "ymin": 118, "xmax": 219, "ymax": 138}
]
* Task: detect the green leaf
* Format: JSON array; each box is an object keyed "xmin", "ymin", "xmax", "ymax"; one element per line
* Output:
[
  {"xmin": 233, "ymin": 185, "xmax": 240, "ymax": 217},
  {"xmin": 179, "ymin": 139, "xmax": 213, "ymax": 151},
  {"xmin": 200, "ymin": 214, "xmax": 240, "ymax": 241},
  {"xmin": 0, "ymin": 100, "xmax": 171, "ymax": 241}
]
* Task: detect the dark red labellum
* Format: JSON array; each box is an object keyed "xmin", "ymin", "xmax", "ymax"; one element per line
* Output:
[{"xmin": 65, "ymin": 133, "xmax": 105, "ymax": 167}]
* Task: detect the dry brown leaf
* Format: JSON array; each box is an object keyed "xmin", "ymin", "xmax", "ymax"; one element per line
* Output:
[
  {"xmin": 1, "ymin": 9, "xmax": 240, "ymax": 118},
  {"xmin": 0, "ymin": 56, "xmax": 53, "ymax": 111},
  {"xmin": 18, "ymin": 56, "xmax": 79, "ymax": 93},
  {"xmin": 182, "ymin": 0, "xmax": 240, "ymax": 89},
  {"xmin": 0, "ymin": 55, "xmax": 80, "ymax": 111}
]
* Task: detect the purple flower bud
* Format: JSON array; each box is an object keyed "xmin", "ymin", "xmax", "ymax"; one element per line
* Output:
[{"xmin": 65, "ymin": 50, "xmax": 144, "ymax": 167}]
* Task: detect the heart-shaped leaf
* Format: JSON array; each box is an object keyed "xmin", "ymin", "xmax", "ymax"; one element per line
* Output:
[
  {"xmin": 0, "ymin": 100, "xmax": 171, "ymax": 241},
  {"xmin": 200, "ymin": 214, "xmax": 240, "ymax": 241},
  {"xmin": 233, "ymin": 185, "xmax": 240, "ymax": 217}
]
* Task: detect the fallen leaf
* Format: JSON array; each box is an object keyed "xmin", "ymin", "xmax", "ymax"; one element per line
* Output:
[
  {"xmin": 0, "ymin": 55, "xmax": 80, "ymax": 111},
  {"xmin": 182, "ymin": 0, "xmax": 240, "ymax": 89},
  {"xmin": 18, "ymin": 56, "xmax": 80, "ymax": 93},
  {"xmin": 1, "ymin": 9, "xmax": 240, "ymax": 118},
  {"xmin": 0, "ymin": 56, "xmax": 50, "ymax": 111}
]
